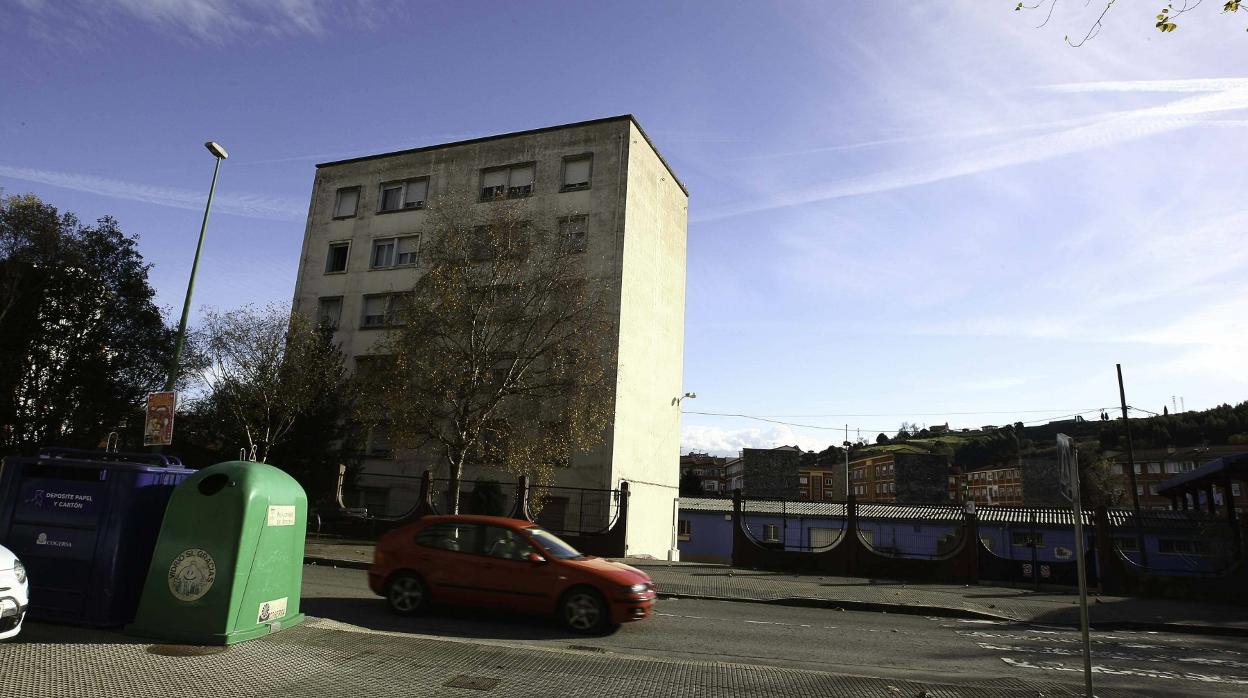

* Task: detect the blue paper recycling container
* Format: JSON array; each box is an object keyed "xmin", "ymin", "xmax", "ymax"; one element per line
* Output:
[{"xmin": 0, "ymin": 448, "xmax": 193, "ymax": 626}]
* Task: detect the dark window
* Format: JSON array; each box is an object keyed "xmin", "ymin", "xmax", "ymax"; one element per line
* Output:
[
  {"xmin": 677, "ymin": 519, "xmax": 692, "ymax": 539},
  {"xmin": 480, "ymin": 163, "xmax": 535, "ymax": 201},
  {"xmin": 325, "ymin": 242, "xmax": 350, "ymax": 273},
  {"xmin": 1011, "ymin": 531, "xmax": 1044, "ymax": 547},
  {"xmin": 559, "ymin": 215, "xmax": 588, "ymax": 253},
  {"xmin": 415, "ymin": 522, "xmax": 479, "ymax": 553},
  {"xmin": 482, "ymin": 525, "xmax": 537, "ymax": 561},
  {"xmin": 316, "ymin": 297, "xmax": 342, "ymax": 328}
]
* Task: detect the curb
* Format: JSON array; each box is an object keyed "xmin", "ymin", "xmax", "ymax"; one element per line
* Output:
[
  {"xmin": 305, "ymin": 555, "xmax": 371, "ymax": 571},
  {"xmin": 302, "ymin": 556, "xmax": 1248, "ymax": 638},
  {"xmin": 655, "ymin": 591, "xmax": 1006, "ymax": 621}
]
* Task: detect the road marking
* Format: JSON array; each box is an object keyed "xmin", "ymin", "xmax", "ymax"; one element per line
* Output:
[{"xmin": 1000, "ymin": 657, "xmax": 1248, "ymax": 685}]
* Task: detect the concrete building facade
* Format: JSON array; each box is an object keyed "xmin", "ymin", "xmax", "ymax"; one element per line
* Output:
[{"xmin": 290, "ymin": 116, "xmax": 688, "ymax": 557}]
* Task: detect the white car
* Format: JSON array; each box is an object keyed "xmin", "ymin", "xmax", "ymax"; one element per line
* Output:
[{"xmin": 0, "ymin": 544, "xmax": 28, "ymax": 640}]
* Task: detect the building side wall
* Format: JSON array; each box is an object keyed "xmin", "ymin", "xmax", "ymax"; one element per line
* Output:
[{"xmin": 612, "ymin": 122, "xmax": 688, "ymax": 556}]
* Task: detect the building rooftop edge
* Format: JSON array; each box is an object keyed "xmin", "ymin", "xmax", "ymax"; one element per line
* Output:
[{"xmin": 314, "ymin": 114, "xmax": 689, "ymax": 197}]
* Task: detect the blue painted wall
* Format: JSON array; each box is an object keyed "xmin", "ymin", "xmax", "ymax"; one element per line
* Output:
[{"xmin": 676, "ymin": 509, "xmax": 1229, "ymax": 573}]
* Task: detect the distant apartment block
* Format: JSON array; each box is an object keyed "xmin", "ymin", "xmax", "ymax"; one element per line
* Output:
[
  {"xmin": 849, "ymin": 451, "xmax": 950, "ymax": 504},
  {"xmin": 1111, "ymin": 446, "xmax": 1246, "ymax": 511},
  {"xmin": 679, "ymin": 451, "xmax": 728, "ymax": 496},
  {"xmin": 291, "ymin": 115, "xmax": 688, "ymax": 557}
]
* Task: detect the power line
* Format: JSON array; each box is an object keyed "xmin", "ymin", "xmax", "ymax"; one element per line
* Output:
[{"xmin": 750, "ymin": 407, "xmax": 1104, "ymax": 418}]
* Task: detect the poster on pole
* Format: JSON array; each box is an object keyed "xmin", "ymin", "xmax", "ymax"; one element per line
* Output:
[
  {"xmin": 1059, "ymin": 432, "xmax": 1077, "ymax": 502},
  {"xmin": 144, "ymin": 391, "xmax": 178, "ymax": 446}
]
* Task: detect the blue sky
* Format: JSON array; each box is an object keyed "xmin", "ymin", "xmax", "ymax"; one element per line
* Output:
[{"xmin": 3, "ymin": 1, "xmax": 1246, "ymax": 456}]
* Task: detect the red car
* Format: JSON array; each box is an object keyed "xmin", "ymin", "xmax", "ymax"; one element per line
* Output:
[{"xmin": 368, "ymin": 515, "xmax": 656, "ymax": 634}]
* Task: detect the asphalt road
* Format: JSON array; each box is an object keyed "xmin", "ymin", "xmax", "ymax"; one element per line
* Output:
[{"xmin": 302, "ymin": 564, "xmax": 1246, "ymax": 696}]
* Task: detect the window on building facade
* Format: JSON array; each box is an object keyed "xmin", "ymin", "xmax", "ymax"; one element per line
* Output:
[
  {"xmin": 763, "ymin": 524, "xmax": 780, "ymax": 542},
  {"xmin": 1148, "ymin": 484, "xmax": 1159, "ymax": 496},
  {"xmin": 1147, "ymin": 462, "xmax": 1162, "ymax": 474},
  {"xmin": 370, "ymin": 235, "xmax": 419, "ymax": 269},
  {"xmin": 1159, "ymin": 539, "xmax": 1215, "ymax": 556},
  {"xmin": 1165, "ymin": 462, "xmax": 1180, "ymax": 474},
  {"xmin": 558, "ymin": 215, "xmax": 588, "ymax": 253},
  {"xmin": 1011, "ymin": 531, "xmax": 1043, "ymax": 547},
  {"xmin": 378, "ymin": 178, "xmax": 428, "ymax": 212},
  {"xmin": 1136, "ymin": 485, "xmax": 1145, "ymax": 496},
  {"xmin": 1235, "ymin": 484, "xmax": 1242, "ymax": 497},
  {"xmin": 361, "ymin": 294, "xmax": 399, "ymax": 328},
  {"xmin": 480, "ymin": 163, "xmax": 535, "ymax": 200},
  {"xmin": 677, "ymin": 520, "xmax": 691, "ymax": 539},
  {"xmin": 334, "ymin": 186, "xmax": 360, "ymax": 218},
  {"xmin": 367, "ymin": 423, "xmax": 393, "ymax": 458},
  {"xmin": 561, "ymin": 154, "xmax": 592, "ymax": 191},
  {"xmin": 316, "ymin": 296, "xmax": 342, "ymax": 328},
  {"xmin": 325, "ymin": 242, "xmax": 350, "ymax": 273}
]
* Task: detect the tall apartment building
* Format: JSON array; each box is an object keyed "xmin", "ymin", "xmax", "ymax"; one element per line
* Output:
[{"xmin": 290, "ymin": 116, "xmax": 688, "ymax": 556}]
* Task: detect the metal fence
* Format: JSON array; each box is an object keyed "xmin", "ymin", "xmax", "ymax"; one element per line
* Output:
[
  {"xmin": 528, "ymin": 484, "xmax": 621, "ymax": 536},
  {"xmin": 428, "ymin": 478, "xmax": 522, "ymax": 517}
]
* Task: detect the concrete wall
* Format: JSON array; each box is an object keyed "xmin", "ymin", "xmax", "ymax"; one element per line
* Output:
[{"xmin": 612, "ymin": 121, "xmax": 688, "ymax": 557}]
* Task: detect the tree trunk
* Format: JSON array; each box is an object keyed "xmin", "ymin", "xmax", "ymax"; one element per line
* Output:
[{"xmin": 448, "ymin": 458, "xmax": 463, "ymax": 514}]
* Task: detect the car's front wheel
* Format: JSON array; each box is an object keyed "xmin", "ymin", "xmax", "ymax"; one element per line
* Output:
[
  {"xmin": 559, "ymin": 587, "xmax": 613, "ymax": 634},
  {"xmin": 385, "ymin": 572, "xmax": 428, "ymax": 616}
]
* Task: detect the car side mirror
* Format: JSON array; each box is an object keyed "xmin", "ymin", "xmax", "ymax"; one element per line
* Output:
[{"xmin": 526, "ymin": 552, "xmax": 547, "ymax": 564}]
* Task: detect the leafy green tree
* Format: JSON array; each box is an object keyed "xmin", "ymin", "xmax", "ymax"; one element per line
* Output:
[
  {"xmin": 875, "ymin": 432, "xmax": 890, "ymax": 444},
  {"xmin": 0, "ymin": 193, "xmax": 172, "ymax": 454},
  {"xmin": 679, "ymin": 471, "xmax": 704, "ymax": 497},
  {"xmin": 356, "ymin": 199, "xmax": 615, "ymax": 513}
]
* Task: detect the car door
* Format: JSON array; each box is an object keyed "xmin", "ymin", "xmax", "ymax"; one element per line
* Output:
[
  {"xmin": 413, "ymin": 522, "xmax": 482, "ymax": 605},
  {"xmin": 474, "ymin": 525, "xmax": 560, "ymax": 612}
]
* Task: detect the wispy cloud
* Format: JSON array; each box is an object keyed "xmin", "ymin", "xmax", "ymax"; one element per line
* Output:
[
  {"xmin": 13, "ymin": 0, "xmax": 389, "ymax": 44},
  {"xmin": 680, "ymin": 423, "xmax": 850, "ymax": 457},
  {"xmin": 0, "ymin": 163, "xmax": 305, "ymax": 221},
  {"xmin": 695, "ymin": 78, "xmax": 1248, "ymax": 223}
]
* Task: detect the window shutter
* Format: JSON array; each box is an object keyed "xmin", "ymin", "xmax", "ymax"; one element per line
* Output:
[
  {"xmin": 335, "ymin": 188, "xmax": 359, "ymax": 217},
  {"xmin": 510, "ymin": 164, "xmax": 534, "ymax": 186},
  {"xmin": 563, "ymin": 157, "xmax": 590, "ymax": 187},
  {"xmin": 404, "ymin": 179, "xmax": 427, "ymax": 206}
]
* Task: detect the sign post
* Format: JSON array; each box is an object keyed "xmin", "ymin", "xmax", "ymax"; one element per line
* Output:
[
  {"xmin": 144, "ymin": 391, "xmax": 178, "ymax": 447},
  {"xmin": 1058, "ymin": 433, "xmax": 1094, "ymax": 697}
]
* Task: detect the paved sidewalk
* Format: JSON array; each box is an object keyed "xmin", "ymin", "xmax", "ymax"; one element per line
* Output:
[
  {"xmin": 0, "ymin": 618, "xmax": 1143, "ymax": 697},
  {"xmin": 305, "ymin": 539, "xmax": 1248, "ymax": 636}
]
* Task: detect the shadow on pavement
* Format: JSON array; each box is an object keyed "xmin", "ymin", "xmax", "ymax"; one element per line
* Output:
[
  {"xmin": 302, "ymin": 596, "xmax": 619, "ymax": 641},
  {"xmin": 6, "ymin": 622, "xmax": 149, "ymax": 646}
]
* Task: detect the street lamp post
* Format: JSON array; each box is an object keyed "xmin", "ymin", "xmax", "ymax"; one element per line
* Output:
[{"xmin": 162, "ymin": 141, "xmax": 228, "ymax": 394}]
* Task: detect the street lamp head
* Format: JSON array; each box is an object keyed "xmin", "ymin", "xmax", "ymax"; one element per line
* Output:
[
  {"xmin": 204, "ymin": 141, "xmax": 229, "ymax": 159},
  {"xmin": 683, "ymin": 392, "xmax": 697, "ymax": 400}
]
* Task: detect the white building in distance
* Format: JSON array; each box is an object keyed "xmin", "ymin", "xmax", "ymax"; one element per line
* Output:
[{"xmin": 290, "ymin": 116, "xmax": 688, "ymax": 557}]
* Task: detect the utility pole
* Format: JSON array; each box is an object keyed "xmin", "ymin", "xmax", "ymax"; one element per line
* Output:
[
  {"xmin": 844, "ymin": 424, "xmax": 850, "ymax": 499},
  {"xmin": 1117, "ymin": 363, "xmax": 1148, "ymax": 565}
]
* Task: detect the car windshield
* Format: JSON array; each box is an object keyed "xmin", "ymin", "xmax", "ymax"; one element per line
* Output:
[{"xmin": 525, "ymin": 527, "xmax": 585, "ymax": 560}]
